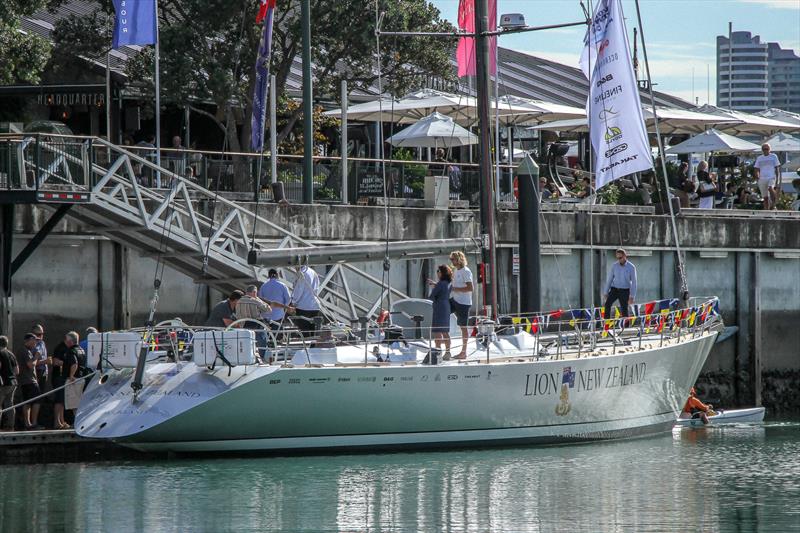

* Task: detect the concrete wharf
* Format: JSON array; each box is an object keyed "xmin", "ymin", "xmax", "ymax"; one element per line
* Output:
[{"xmin": 0, "ymin": 429, "xmax": 139, "ymax": 464}]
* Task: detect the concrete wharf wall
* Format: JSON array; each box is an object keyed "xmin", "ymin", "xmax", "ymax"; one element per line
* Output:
[{"xmin": 8, "ymin": 202, "xmax": 800, "ymax": 412}]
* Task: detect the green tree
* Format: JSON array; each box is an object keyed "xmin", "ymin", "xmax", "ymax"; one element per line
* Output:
[
  {"xmin": 0, "ymin": 0, "xmax": 53, "ymax": 84},
  {"xmin": 52, "ymin": 0, "xmax": 455, "ymax": 152}
]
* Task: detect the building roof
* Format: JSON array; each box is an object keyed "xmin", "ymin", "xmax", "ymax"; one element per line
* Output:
[
  {"xmin": 19, "ymin": 0, "xmax": 695, "ymax": 111},
  {"xmin": 471, "ymin": 47, "xmax": 694, "ymax": 110}
]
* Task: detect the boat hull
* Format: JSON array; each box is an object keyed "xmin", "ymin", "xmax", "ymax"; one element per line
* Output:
[
  {"xmin": 674, "ymin": 407, "xmax": 766, "ymax": 428},
  {"xmin": 76, "ymin": 332, "xmax": 717, "ymax": 453}
]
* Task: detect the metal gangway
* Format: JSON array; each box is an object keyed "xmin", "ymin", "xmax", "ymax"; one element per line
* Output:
[{"xmin": 1, "ymin": 133, "xmax": 413, "ymax": 325}]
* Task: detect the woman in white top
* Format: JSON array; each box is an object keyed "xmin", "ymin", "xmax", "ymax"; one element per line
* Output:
[{"xmin": 449, "ymin": 251, "xmax": 474, "ymax": 359}]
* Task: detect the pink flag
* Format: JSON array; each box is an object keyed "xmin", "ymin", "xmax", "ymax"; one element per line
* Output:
[{"xmin": 456, "ymin": 0, "xmax": 497, "ymax": 77}]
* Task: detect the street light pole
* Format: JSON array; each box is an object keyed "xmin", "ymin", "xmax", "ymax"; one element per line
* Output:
[{"xmin": 301, "ymin": 0, "xmax": 314, "ymax": 203}]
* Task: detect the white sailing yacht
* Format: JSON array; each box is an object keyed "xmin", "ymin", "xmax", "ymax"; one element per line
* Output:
[{"xmin": 75, "ymin": 0, "xmax": 721, "ymax": 454}]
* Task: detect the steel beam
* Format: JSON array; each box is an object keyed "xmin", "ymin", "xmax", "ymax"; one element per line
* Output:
[
  {"xmin": 10, "ymin": 204, "xmax": 72, "ymax": 276},
  {"xmin": 248, "ymin": 238, "xmax": 480, "ymax": 267}
]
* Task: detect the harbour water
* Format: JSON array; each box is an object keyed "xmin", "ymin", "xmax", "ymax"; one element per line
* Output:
[{"xmin": 1, "ymin": 421, "xmax": 798, "ymax": 532}]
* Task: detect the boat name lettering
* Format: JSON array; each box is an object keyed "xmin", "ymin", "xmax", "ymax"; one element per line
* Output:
[
  {"xmin": 524, "ymin": 372, "xmax": 559, "ymax": 396},
  {"xmin": 337, "ymin": 377, "xmax": 351, "ymax": 382},
  {"xmin": 269, "ymin": 379, "xmax": 281, "ymax": 384},
  {"xmin": 400, "ymin": 376, "xmax": 413, "ymax": 382},
  {"xmin": 447, "ymin": 375, "xmax": 458, "ymax": 381},
  {"xmin": 384, "ymin": 377, "xmax": 394, "ymax": 382},
  {"xmin": 308, "ymin": 378, "xmax": 330, "ymax": 383},
  {"xmin": 288, "ymin": 378, "xmax": 301, "ymax": 384},
  {"xmin": 525, "ymin": 362, "xmax": 647, "ymax": 396},
  {"xmin": 157, "ymin": 390, "xmax": 201, "ymax": 398},
  {"xmin": 357, "ymin": 376, "xmax": 376, "ymax": 382}
]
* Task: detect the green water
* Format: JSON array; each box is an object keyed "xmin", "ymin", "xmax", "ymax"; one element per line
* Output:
[{"xmin": 1, "ymin": 422, "xmax": 799, "ymax": 532}]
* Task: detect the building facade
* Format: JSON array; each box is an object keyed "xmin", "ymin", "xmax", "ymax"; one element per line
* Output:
[{"xmin": 717, "ymin": 31, "xmax": 800, "ymax": 114}]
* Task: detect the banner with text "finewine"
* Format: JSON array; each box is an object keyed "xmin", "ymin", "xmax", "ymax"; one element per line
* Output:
[{"xmin": 579, "ymin": 0, "xmax": 652, "ymax": 189}]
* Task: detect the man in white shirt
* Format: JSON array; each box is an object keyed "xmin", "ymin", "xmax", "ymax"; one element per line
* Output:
[
  {"xmin": 290, "ymin": 265, "xmax": 320, "ymax": 337},
  {"xmin": 754, "ymin": 143, "xmax": 781, "ymax": 210}
]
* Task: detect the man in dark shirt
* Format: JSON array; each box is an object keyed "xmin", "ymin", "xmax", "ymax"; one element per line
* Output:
[
  {"xmin": 0, "ymin": 335, "xmax": 18, "ymax": 431},
  {"xmin": 18, "ymin": 333, "xmax": 41, "ymax": 430},
  {"xmin": 52, "ymin": 331, "xmax": 80, "ymax": 430},
  {"xmin": 205, "ymin": 290, "xmax": 243, "ymax": 327}
]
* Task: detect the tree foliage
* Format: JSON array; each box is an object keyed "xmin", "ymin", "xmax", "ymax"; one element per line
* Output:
[
  {"xmin": 0, "ymin": 0, "xmax": 53, "ymax": 84},
  {"xmin": 53, "ymin": 0, "xmax": 456, "ymax": 151}
]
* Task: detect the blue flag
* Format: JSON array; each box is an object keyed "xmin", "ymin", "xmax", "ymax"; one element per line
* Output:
[
  {"xmin": 112, "ymin": 0, "xmax": 157, "ymax": 49},
  {"xmin": 251, "ymin": 6, "xmax": 275, "ymax": 152}
]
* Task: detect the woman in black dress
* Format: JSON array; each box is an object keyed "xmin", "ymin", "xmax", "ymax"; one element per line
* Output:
[{"xmin": 427, "ymin": 264, "xmax": 453, "ymax": 359}]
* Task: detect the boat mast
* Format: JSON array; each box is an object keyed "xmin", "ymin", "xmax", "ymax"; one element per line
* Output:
[{"xmin": 474, "ymin": 0, "xmax": 499, "ymax": 319}]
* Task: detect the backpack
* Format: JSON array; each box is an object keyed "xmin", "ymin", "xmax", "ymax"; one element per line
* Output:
[
  {"xmin": 0, "ymin": 350, "xmax": 17, "ymax": 386},
  {"xmin": 73, "ymin": 346, "xmax": 90, "ymax": 377}
]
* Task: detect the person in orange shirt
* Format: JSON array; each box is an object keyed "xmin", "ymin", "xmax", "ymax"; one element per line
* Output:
[{"xmin": 682, "ymin": 387, "xmax": 713, "ymax": 424}]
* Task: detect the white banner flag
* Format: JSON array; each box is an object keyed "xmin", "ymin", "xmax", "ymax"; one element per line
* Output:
[{"xmin": 579, "ymin": 0, "xmax": 652, "ymax": 189}]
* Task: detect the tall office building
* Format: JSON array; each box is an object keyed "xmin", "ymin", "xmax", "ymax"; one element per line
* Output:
[{"xmin": 717, "ymin": 31, "xmax": 800, "ymax": 114}]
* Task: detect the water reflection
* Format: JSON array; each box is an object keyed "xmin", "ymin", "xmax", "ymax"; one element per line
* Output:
[{"xmin": 1, "ymin": 422, "xmax": 798, "ymax": 533}]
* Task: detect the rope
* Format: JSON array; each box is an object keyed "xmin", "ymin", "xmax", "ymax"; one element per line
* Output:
[
  {"xmin": 192, "ymin": 0, "xmax": 251, "ymax": 325},
  {"xmin": 0, "ymin": 371, "xmax": 97, "ymax": 415},
  {"xmin": 375, "ymin": 2, "xmax": 392, "ymax": 319}
]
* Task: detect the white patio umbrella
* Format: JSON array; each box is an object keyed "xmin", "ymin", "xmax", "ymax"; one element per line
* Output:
[
  {"xmin": 385, "ymin": 112, "xmax": 478, "ymax": 148},
  {"xmin": 762, "ymin": 132, "xmax": 800, "ymax": 153},
  {"xmin": 324, "ymin": 89, "xmax": 586, "ymax": 127},
  {"xmin": 492, "ymin": 95, "xmax": 586, "ymax": 126},
  {"xmin": 527, "ymin": 107, "xmax": 739, "ymax": 135},
  {"xmin": 694, "ymin": 104, "xmax": 798, "ymax": 135},
  {"xmin": 665, "ymin": 129, "xmax": 760, "ymax": 154},
  {"xmin": 324, "ymin": 88, "xmax": 478, "ymax": 125},
  {"xmin": 640, "ymin": 107, "xmax": 740, "ymax": 134},
  {"xmin": 755, "ymin": 108, "xmax": 800, "ymax": 128}
]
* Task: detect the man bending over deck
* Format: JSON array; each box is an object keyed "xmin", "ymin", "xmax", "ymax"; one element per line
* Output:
[{"xmin": 206, "ymin": 290, "xmax": 244, "ymax": 328}]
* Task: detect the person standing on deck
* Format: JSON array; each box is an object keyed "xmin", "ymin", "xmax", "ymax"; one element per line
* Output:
[
  {"xmin": 427, "ymin": 265, "xmax": 453, "ymax": 360},
  {"xmin": 259, "ymin": 269, "xmax": 291, "ymax": 328},
  {"xmin": 449, "ymin": 251, "xmax": 473, "ymax": 360},
  {"xmin": 290, "ymin": 265, "xmax": 321, "ymax": 337},
  {"xmin": 237, "ymin": 285, "xmax": 272, "ymax": 356},
  {"xmin": 603, "ymin": 248, "xmax": 637, "ymax": 319}
]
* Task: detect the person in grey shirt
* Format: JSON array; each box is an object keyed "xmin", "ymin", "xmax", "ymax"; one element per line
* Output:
[
  {"xmin": 205, "ymin": 290, "xmax": 243, "ymax": 328},
  {"xmin": 603, "ymin": 248, "xmax": 637, "ymax": 319}
]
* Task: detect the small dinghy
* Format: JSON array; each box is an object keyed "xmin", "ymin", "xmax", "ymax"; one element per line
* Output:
[{"xmin": 675, "ymin": 407, "xmax": 766, "ymax": 428}]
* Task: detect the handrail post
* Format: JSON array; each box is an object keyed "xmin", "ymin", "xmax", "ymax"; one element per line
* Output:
[{"xmin": 35, "ymin": 133, "xmax": 41, "ymax": 190}]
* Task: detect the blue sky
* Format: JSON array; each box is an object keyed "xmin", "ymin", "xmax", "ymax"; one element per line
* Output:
[{"xmin": 430, "ymin": 0, "xmax": 800, "ymax": 106}]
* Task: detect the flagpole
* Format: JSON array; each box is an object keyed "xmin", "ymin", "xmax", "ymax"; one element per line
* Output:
[
  {"xmin": 106, "ymin": 51, "xmax": 112, "ymax": 142},
  {"xmin": 270, "ymin": 74, "xmax": 277, "ymax": 184},
  {"xmin": 154, "ymin": 0, "xmax": 162, "ymax": 188}
]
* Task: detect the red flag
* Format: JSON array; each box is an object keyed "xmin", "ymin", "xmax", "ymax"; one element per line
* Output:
[
  {"xmin": 256, "ymin": 0, "xmax": 276, "ymax": 23},
  {"xmin": 456, "ymin": 0, "xmax": 497, "ymax": 77},
  {"xmin": 644, "ymin": 301, "xmax": 656, "ymax": 317}
]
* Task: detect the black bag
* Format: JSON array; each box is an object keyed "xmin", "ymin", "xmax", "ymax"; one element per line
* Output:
[
  {"xmin": 448, "ymin": 166, "xmax": 462, "ymax": 192},
  {"xmin": 0, "ymin": 350, "xmax": 17, "ymax": 386}
]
